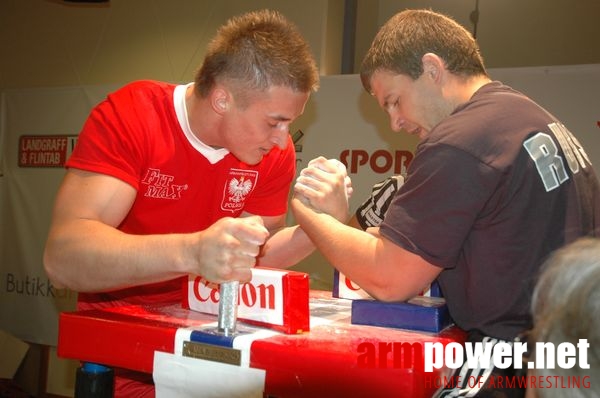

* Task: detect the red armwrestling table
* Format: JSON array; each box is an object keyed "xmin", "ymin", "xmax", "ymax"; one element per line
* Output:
[{"xmin": 58, "ymin": 291, "xmax": 465, "ymax": 398}]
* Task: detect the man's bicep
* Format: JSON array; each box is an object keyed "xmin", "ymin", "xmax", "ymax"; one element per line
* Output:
[{"xmin": 53, "ymin": 168, "xmax": 137, "ymax": 227}]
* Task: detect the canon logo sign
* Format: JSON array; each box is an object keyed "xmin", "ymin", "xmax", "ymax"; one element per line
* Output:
[{"xmin": 183, "ymin": 267, "xmax": 311, "ymax": 334}]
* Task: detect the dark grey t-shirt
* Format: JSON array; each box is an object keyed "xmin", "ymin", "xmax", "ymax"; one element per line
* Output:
[{"xmin": 380, "ymin": 81, "xmax": 600, "ymax": 340}]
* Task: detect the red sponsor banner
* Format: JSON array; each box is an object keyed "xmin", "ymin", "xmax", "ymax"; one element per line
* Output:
[{"xmin": 18, "ymin": 135, "xmax": 77, "ymax": 167}]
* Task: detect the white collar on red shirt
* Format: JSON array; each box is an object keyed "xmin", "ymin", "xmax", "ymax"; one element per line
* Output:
[{"xmin": 174, "ymin": 83, "xmax": 230, "ymax": 164}]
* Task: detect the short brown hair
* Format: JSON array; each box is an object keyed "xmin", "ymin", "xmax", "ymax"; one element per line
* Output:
[
  {"xmin": 360, "ymin": 9, "xmax": 487, "ymax": 92},
  {"xmin": 194, "ymin": 9, "xmax": 319, "ymax": 104}
]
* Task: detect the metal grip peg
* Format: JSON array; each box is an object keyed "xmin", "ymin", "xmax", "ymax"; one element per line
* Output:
[{"xmin": 218, "ymin": 280, "xmax": 239, "ymax": 336}]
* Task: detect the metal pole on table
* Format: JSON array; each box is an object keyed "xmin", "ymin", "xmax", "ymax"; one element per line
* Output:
[{"xmin": 217, "ymin": 281, "xmax": 239, "ymax": 336}]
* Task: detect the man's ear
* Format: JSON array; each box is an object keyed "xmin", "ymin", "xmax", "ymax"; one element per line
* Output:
[
  {"xmin": 422, "ymin": 53, "xmax": 444, "ymax": 82},
  {"xmin": 211, "ymin": 87, "xmax": 230, "ymax": 114}
]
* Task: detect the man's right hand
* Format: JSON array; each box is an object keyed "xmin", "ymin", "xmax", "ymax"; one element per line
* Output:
[
  {"xmin": 294, "ymin": 157, "xmax": 352, "ymax": 223},
  {"xmin": 193, "ymin": 215, "xmax": 269, "ymax": 283}
]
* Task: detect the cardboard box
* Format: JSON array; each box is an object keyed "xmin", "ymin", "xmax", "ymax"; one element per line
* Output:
[{"xmin": 0, "ymin": 330, "xmax": 30, "ymax": 379}]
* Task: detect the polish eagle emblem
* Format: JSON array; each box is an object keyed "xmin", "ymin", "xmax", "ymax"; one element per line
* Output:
[{"xmin": 228, "ymin": 176, "xmax": 253, "ymax": 203}]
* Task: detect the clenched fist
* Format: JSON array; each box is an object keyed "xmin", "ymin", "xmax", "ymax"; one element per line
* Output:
[
  {"xmin": 192, "ymin": 215, "xmax": 269, "ymax": 283},
  {"xmin": 294, "ymin": 157, "xmax": 353, "ymax": 222}
]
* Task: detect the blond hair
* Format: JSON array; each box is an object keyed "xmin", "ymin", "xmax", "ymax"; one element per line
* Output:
[{"xmin": 194, "ymin": 9, "xmax": 319, "ymax": 106}]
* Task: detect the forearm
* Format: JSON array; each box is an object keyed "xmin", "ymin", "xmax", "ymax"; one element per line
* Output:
[
  {"xmin": 44, "ymin": 219, "xmax": 191, "ymax": 292},
  {"xmin": 257, "ymin": 225, "xmax": 316, "ymax": 268},
  {"xmin": 292, "ymin": 204, "xmax": 380, "ymax": 288},
  {"xmin": 45, "ymin": 214, "xmax": 269, "ymax": 292},
  {"xmin": 292, "ymin": 198, "xmax": 431, "ymax": 301}
]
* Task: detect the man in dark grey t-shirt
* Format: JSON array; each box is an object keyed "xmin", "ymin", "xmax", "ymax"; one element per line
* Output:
[{"xmin": 293, "ymin": 9, "xmax": 600, "ymax": 398}]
